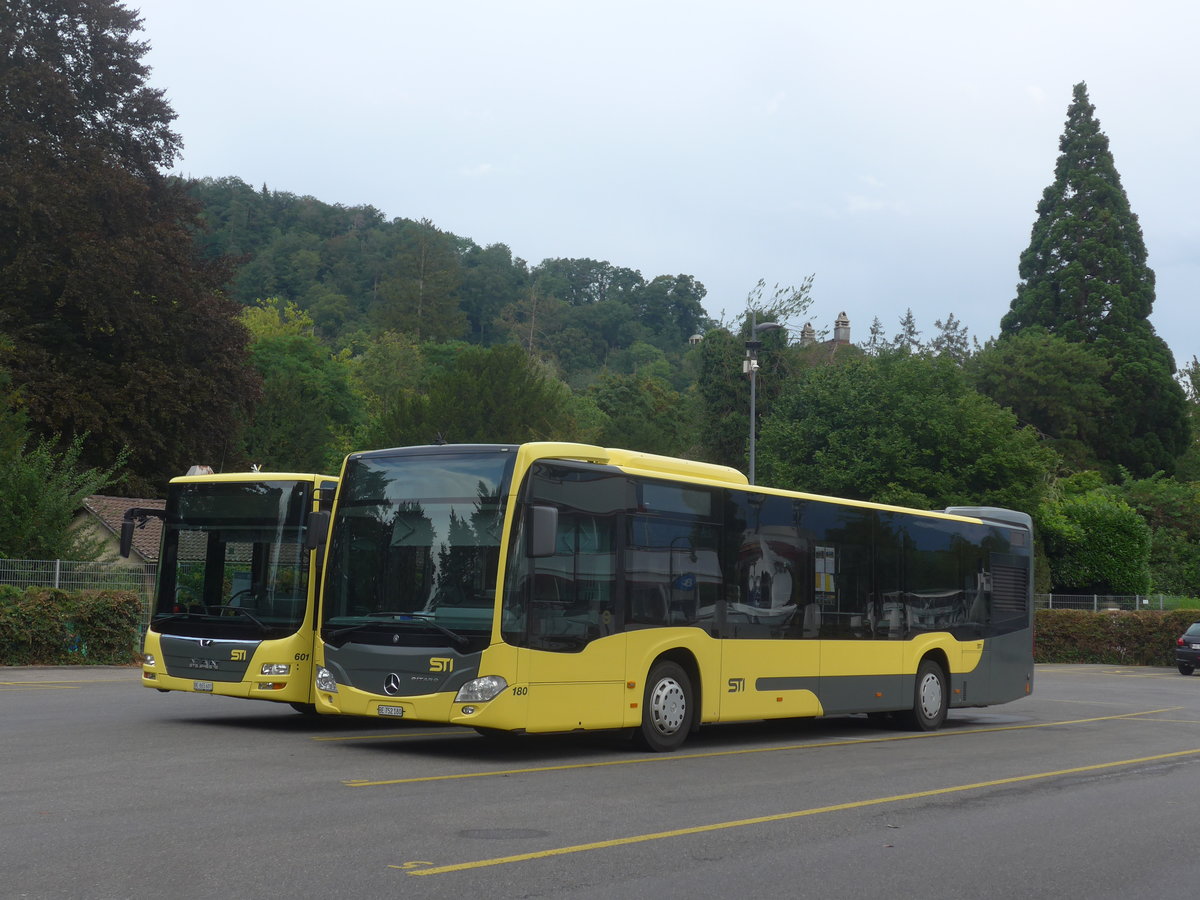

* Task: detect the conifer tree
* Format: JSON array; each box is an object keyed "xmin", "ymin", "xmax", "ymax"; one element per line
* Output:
[{"xmin": 999, "ymin": 82, "xmax": 1188, "ymax": 476}]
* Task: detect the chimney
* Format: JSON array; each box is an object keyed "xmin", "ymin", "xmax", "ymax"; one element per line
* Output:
[{"xmin": 833, "ymin": 312, "xmax": 850, "ymax": 344}]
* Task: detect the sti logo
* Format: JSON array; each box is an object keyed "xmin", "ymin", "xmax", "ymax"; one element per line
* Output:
[
  {"xmin": 230, "ymin": 649, "xmax": 247, "ymax": 661},
  {"xmin": 727, "ymin": 677, "xmax": 746, "ymax": 693},
  {"xmin": 429, "ymin": 658, "xmax": 454, "ymax": 673}
]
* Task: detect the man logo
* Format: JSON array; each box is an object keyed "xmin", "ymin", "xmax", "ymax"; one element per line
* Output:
[
  {"xmin": 231, "ymin": 649, "xmax": 247, "ymax": 661},
  {"xmin": 429, "ymin": 658, "xmax": 453, "ymax": 673}
]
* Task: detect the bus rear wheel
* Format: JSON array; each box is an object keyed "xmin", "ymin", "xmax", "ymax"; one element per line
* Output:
[
  {"xmin": 899, "ymin": 659, "xmax": 948, "ymax": 731},
  {"xmin": 635, "ymin": 661, "xmax": 694, "ymax": 752}
]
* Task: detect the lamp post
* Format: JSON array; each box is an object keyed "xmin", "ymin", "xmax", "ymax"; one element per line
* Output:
[{"xmin": 745, "ymin": 320, "xmax": 785, "ymax": 485}]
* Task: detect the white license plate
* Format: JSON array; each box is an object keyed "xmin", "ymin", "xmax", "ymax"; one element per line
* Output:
[
  {"xmin": 377, "ymin": 705, "xmax": 405, "ymax": 718},
  {"xmin": 194, "ymin": 681, "xmax": 214, "ymax": 692},
  {"xmin": 1191, "ymin": 643, "xmax": 1200, "ymax": 650}
]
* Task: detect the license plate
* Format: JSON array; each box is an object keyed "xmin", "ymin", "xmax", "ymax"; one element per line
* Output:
[
  {"xmin": 1191, "ymin": 643, "xmax": 1200, "ymax": 650},
  {"xmin": 194, "ymin": 681, "xmax": 214, "ymax": 692},
  {"xmin": 377, "ymin": 705, "xmax": 405, "ymax": 718}
]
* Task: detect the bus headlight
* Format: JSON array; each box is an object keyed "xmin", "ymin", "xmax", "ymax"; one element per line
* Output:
[
  {"xmin": 315, "ymin": 666, "xmax": 339, "ymax": 694},
  {"xmin": 260, "ymin": 663, "xmax": 291, "ymax": 676},
  {"xmin": 455, "ymin": 675, "xmax": 508, "ymax": 703},
  {"xmin": 142, "ymin": 654, "xmax": 157, "ymax": 667}
]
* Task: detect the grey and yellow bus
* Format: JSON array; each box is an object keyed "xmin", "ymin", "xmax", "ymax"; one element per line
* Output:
[
  {"xmin": 312, "ymin": 443, "xmax": 1032, "ymax": 749},
  {"xmin": 126, "ymin": 471, "xmax": 336, "ymax": 712}
]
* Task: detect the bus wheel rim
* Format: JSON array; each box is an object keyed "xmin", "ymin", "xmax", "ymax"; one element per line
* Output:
[
  {"xmin": 918, "ymin": 672, "xmax": 943, "ymax": 719},
  {"xmin": 650, "ymin": 677, "xmax": 686, "ymax": 734}
]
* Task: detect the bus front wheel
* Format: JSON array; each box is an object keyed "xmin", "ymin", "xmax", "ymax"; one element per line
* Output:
[
  {"xmin": 635, "ymin": 661, "xmax": 694, "ymax": 752},
  {"xmin": 900, "ymin": 659, "xmax": 948, "ymax": 731}
]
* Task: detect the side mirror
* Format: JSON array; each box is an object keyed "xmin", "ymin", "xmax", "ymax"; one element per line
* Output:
[
  {"xmin": 119, "ymin": 520, "xmax": 135, "ymax": 559},
  {"xmin": 119, "ymin": 507, "xmax": 166, "ymax": 558},
  {"xmin": 527, "ymin": 505, "xmax": 558, "ymax": 558},
  {"xmin": 305, "ymin": 510, "xmax": 331, "ymax": 552}
]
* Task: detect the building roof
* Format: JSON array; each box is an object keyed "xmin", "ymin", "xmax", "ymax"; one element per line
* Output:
[{"xmin": 82, "ymin": 495, "xmax": 165, "ymax": 562}]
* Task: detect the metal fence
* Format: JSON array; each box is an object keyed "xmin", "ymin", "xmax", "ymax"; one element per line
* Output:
[
  {"xmin": 0, "ymin": 558, "xmax": 157, "ymax": 623},
  {"xmin": 1035, "ymin": 593, "xmax": 1194, "ymax": 611},
  {"xmin": 2, "ymin": 560, "xmax": 1195, "ymax": 620}
]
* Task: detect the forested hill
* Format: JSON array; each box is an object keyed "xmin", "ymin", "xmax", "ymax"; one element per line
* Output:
[{"xmin": 186, "ymin": 175, "xmax": 714, "ymax": 386}]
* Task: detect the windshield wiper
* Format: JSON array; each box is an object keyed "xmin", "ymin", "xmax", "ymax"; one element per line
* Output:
[
  {"xmin": 323, "ymin": 621, "xmax": 376, "ymax": 647},
  {"xmin": 202, "ymin": 605, "xmax": 270, "ymax": 633},
  {"xmin": 324, "ymin": 612, "xmax": 471, "ymax": 650},
  {"xmin": 151, "ymin": 607, "xmax": 270, "ymax": 636},
  {"xmin": 151, "ymin": 612, "xmax": 197, "ymax": 625},
  {"xmin": 391, "ymin": 614, "xmax": 470, "ymax": 648},
  {"xmin": 369, "ymin": 611, "xmax": 471, "ymax": 650}
]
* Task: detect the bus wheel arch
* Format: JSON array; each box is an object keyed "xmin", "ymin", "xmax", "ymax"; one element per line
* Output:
[{"xmin": 634, "ymin": 651, "xmax": 700, "ymax": 752}]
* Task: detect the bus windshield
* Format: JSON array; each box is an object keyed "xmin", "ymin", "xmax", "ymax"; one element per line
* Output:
[
  {"xmin": 320, "ymin": 448, "xmax": 515, "ymax": 648},
  {"xmin": 154, "ymin": 480, "xmax": 314, "ymax": 639}
]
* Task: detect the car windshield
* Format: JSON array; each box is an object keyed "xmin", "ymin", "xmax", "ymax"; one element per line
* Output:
[
  {"xmin": 1185, "ymin": 623, "xmax": 1200, "ymax": 637},
  {"xmin": 321, "ymin": 448, "xmax": 516, "ymax": 643}
]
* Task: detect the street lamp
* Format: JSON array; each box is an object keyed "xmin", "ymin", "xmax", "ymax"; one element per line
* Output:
[{"xmin": 745, "ymin": 321, "xmax": 785, "ymax": 485}]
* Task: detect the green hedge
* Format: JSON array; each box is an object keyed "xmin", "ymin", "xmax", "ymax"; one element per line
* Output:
[
  {"xmin": 0, "ymin": 585, "xmax": 142, "ymax": 665},
  {"xmin": 1034, "ymin": 608, "xmax": 1200, "ymax": 666}
]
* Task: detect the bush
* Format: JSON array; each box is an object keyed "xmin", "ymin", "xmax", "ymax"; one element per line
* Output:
[
  {"xmin": 0, "ymin": 587, "xmax": 142, "ymax": 665},
  {"xmin": 1034, "ymin": 608, "xmax": 1199, "ymax": 666}
]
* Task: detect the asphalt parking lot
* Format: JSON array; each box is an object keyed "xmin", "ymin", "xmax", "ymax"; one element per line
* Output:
[{"xmin": 3, "ymin": 663, "xmax": 1199, "ymax": 899}]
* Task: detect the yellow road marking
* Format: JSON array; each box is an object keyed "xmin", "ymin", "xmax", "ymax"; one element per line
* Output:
[
  {"xmin": 1039, "ymin": 667, "xmax": 1179, "ymax": 678},
  {"xmin": 0, "ymin": 683, "xmax": 81, "ymax": 690},
  {"xmin": 395, "ymin": 746, "xmax": 1200, "ymax": 876},
  {"xmin": 346, "ymin": 708, "xmax": 1182, "ymax": 787}
]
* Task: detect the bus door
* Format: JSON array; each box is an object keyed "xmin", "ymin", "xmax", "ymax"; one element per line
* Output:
[
  {"xmin": 515, "ymin": 509, "xmax": 625, "ymax": 733},
  {"xmin": 719, "ymin": 492, "xmax": 821, "ymax": 721}
]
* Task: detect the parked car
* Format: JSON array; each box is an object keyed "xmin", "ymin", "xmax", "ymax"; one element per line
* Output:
[{"xmin": 1176, "ymin": 621, "xmax": 1200, "ymax": 675}]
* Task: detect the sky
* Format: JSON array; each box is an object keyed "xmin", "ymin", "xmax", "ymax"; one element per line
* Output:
[{"xmin": 134, "ymin": 0, "xmax": 1200, "ymax": 367}]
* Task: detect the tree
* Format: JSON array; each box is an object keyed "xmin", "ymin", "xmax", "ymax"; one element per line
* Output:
[
  {"xmin": 1, "ymin": 0, "xmax": 260, "ymax": 494},
  {"xmin": 458, "ymin": 242, "xmax": 528, "ymax": 345},
  {"xmin": 692, "ymin": 328, "xmax": 749, "ymax": 470},
  {"xmin": 969, "ymin": 329, "xmax": 1113, "ymax": 471},
  {"xmin": 630, "ymin": 274, "xmax": 711, "ymax": 352},
  {"xmin": 373, "ymin": 219, "xmax": 466, "ymax": 341},
  {"xmin": 530, "ymin": 258, "xmax": 644, "ymax": 307},
  {"xmin": 1173, "ymin": 356, "xmax": 1200, "ymax": 480},
  {"xmin": 588, "ymin": 372, "xmax": 691, "ymax": 457},
  {"xmin": 1108, "ymin": 473, "xmax": 1200, "ymax": 596},
  {"xmin": 928, "ymin": 313, "xmax": 974, "ymax": 363},
  {"xmin": 494, "ymin": 281, "xmax": 569, "ymax": 357},
  {"xmin": 999, "ymin": 82, "xmax": 1188, "ymax": 476},
  {"xmin": 368, "ymin": 344, "xmax": 575, "ymax": 447},
  {"xmin": 757, "ymin": 351, "xmax": 1058, "ymax": 513},
  {"xmin": 892, "ymin": 309, "xmax": 922, "ymax": 353},
  {"xmin": 241, "ymin": 329, "xmax": 361, "ymax": 475},
  {"xmin": 1039, "ymin": 487, "xmax": 1151, "ymax": 595},
  {"xmin": 0, "ymin": 367, "xmax": 126, "ymax": 559}
]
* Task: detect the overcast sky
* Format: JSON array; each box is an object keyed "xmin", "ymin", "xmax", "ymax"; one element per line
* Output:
[{"xmin": 134, "ymin": 0, "xmax": 1200, "ymax": 368}]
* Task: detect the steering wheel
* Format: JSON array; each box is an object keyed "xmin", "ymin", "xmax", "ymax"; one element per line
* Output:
[{"xmin": 226, "ymin": 588, "xmax": 258, "ymax": 608}]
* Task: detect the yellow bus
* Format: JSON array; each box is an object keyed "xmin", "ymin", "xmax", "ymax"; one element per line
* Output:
[
  {"xmin": 312, "ymin": 443, "xmax": 1033, "ymax": 750},
  {"xmin": 125, "ymin": 471, "xmax": 337, "ymax": 713}
]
